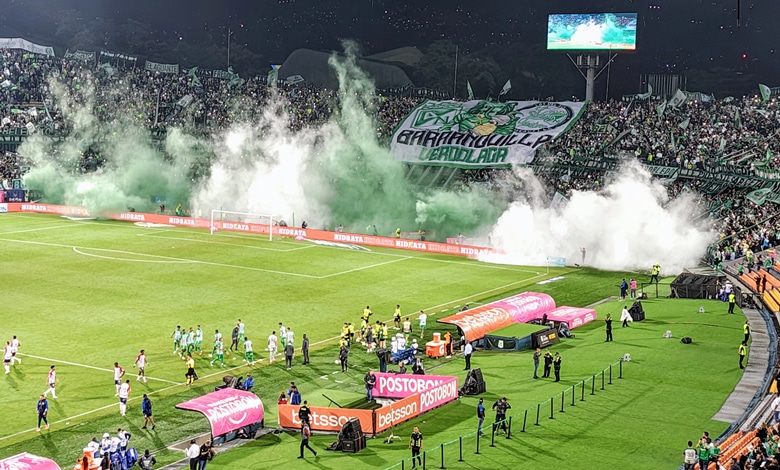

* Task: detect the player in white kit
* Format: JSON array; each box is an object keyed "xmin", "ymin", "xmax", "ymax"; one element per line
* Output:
[
  {"xmin": 267, "ymin": 332, "xmax": 278, "ymax": 364},
  {"xmin": 134, "ymin": 350, "xmax": 148, "ymax": 383},
  {"xmin": 118, "ymin": 379, "xmax": 131, "ymax": 416}
]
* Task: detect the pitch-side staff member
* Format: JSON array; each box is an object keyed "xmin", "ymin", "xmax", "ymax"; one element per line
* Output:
[
  {"xmin": 463, "ymin": 342, "xmax": 473, "ymax": 370},
  {"xmin": 409, "ymin": 426, "xmax": 423, "ymax": 468}
]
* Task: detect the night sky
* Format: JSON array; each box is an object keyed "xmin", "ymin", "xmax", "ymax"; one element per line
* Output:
[{"xmin": 0, "ymin": 0, "xmax": 777, "ymax": 97}]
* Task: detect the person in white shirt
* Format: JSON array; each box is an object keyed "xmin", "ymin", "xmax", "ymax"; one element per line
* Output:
[
  {"xmin": 117, "ymin": 428, "xmax": 130, "ymax": 450},
  {"xmin": 464, "ymin": 342, "xmax": 473, "ymax": 370},
  {"xmin": 100, "ymin": 433, "xmax": 111, "ymax": 456},
  {"xmin": 113, "ymin": 363, "xmax": 126, "ymax": 396},
  {"xmin": 134, "ymin": 350, "xmax": 148, "ymax": 383},
  {"xmin": 620, "ymin": 306, "xmax": 633, "ymax": 328},
  {"xmin": 268, "ymin": 332, "xmax": 278, "ymax": 364},
  {"xmin": 771, "ymin": 394, "xmax": 780, "ymax": 423},
  {"xmin": 3, "ymin": 342, "xmax": 12, "ymax": 374},
  {"xmin": 43, "ymin": 365, "xmax": 58, "ymax": 398},
  {"xmin": 118, "ymin": 379, "xmax": 131, "ymax": 416},
  {"xmin": 286, "ymin": 328, "xmax": 295, "ymax": 347},
  {"xmin": 10, "ymin": 335, "xmax": 21, "ymax": 365},
  {"xmin": 185, "ymin": 440, "xmax": 200, "ymax": 470},
  {"xmin": 402, "ymin": 317, "xmax": 412, "ymax": 335},
  {"xmin": 418, "ymin": 311, "xmax": 427, "ymax": 339}
]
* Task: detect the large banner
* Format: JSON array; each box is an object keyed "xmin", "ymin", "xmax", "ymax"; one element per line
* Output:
[
  {"xmin": 278, "ymin": 404, "xmax": 375, "ymax": 434},
  {"xmin": 437, "ymin": 292, "xmax": 556, "ymax": 342},
  {"xmin": 280, "ymin": 376, "xmax": 458, "ymax": 434},
  {"xmin": 0, "ymin": 38, "xmax": 55, "ymax": 56},
  {"xmin": 145, "ymin": 60, "xmax": 179, "ymax": 74},
  {"xmin": 64, "ymin": 50, "xmax": 96, "ymax": 62},
  {"xmin": 99, "ymin": 50, "xmax": 137, "ymax": 63},
  {"xmin": 0, "ymin": 453, "xmax": 61, "ymax": 470},
  {"xmin": 391, "ymin": 100, "xmax": 586, "ymax": 168},
  {"xmin": 175, "ymin": 388, "xmax": 264, "ymax": 437},
  {"xmin": 372, "ymin": 373, "xmax": 455, "ymax": 399},
  {"xmin": 545, "ymin": 306, "xmax": 597, "ymax": 329}
]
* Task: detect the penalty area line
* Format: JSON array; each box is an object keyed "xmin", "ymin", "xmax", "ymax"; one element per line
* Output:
[{"xmin": 0, "ymin": 361, "xmax": 251, "ymax": 442}]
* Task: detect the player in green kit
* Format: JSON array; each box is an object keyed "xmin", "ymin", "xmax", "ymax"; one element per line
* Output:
[
  {"xmin": 210, "ymin": 340, "xmax": 226, "ymax": 367},
  {"xmin": 171, "ymin": 326, "xmax": 183, "ymax": 355},
  {"xmin": 186, "ymin": 327, "xmax": 195, "ymax": 355},
  {"xmin": 179, "ymin": 330, "xmax": 190, "ymax": 359},
  {"xmin": 209, "ymin": 330, "xmax": 222, "ymax": 358},
  {"xmin": 194, "ymin": 325, "xmax": 203, "ymax": 355},
  {"xmin": 243, "ymin": 337, "xmax": 255, "ymax": 365},
  {"xmin": 238, "ymin": 319, "xmax": 246, "ymax": 344}
]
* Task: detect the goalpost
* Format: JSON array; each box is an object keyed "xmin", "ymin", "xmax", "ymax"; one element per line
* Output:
[{"xmin": 209, "ymin": 209, "xmax": 279, "ymax": 241}]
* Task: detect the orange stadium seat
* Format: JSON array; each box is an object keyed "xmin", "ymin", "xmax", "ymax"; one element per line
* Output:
[{"xmin": 763, "ymin": 291, "xmax": 780, "ymax": 312}]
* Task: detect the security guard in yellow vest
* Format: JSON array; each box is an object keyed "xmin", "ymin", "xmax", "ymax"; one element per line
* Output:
[{"xmin": 743, "ymin": 320, "xmax": 750, "ymax": 343}]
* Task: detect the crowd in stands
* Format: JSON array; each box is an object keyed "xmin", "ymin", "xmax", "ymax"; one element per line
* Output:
[{"xmin": 2, "ymin": 46, "xmax": 780, "ymax": 257}]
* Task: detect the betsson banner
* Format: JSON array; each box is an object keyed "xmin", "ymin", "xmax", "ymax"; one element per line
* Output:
[
  {"xmin": 278, "ymin": 404, "xmax": 375, "ymax": 434},
  {"xmin": 390, "ymin": 100, "xmax": 586, "ymax": 168}
]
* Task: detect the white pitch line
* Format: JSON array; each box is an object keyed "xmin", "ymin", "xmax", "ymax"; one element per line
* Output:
[
  {"xmin": 317, "ymin": 256, "xmax": 411, "ymax": 279},
  {"xmin": 0, "ymin": 238, "xmax": 320, "ymax": 279},
  {"xmin": 0, "ymin": 223, "xmax": 77, "ymax": 235},
  {"xmin": 137, "ymin": 232, "xmax": 313, "ymax": 252},
  {"xmin": 73, "ymin": 247, "xmax": 198, "ymax": 264},
  {"xmin": 19, "ymin": 353, "xmax": 180, "ymax": 385},
  {"xmin": 0, "ymin": 361, "xmax": 251, "ymax": 442}
]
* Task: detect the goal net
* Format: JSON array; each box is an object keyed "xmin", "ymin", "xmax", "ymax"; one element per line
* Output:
[{"xmin": 209, "ymin": 210, "xmax": 280, "ymax": 241}]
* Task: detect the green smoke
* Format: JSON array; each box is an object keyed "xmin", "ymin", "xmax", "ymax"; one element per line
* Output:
[
  {"xmin": 301, "ymin": 41, "xmax": 506, "ymax": 238},
  {"xmin": 21, "ymin": 80, "xmax": 211, "ymax": 214},
  {"xmin": 22, "ymin": 43, "xmax": 506, "ymax": 240}
]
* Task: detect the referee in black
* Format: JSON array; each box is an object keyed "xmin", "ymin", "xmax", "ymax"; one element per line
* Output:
[{"xmin": 409, "ymin": 426, "xmax": 423, "ymax": 468}]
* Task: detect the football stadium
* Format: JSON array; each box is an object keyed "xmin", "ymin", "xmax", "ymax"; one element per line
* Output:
[{"xmin": 1, "ymin": 2, "xmax": 780, "ymax": 470}]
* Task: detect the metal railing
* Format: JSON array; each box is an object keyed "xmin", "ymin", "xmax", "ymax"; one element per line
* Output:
[{"xmin": 382, "ymin": 360, "xmax": 627, "ymax": 470}]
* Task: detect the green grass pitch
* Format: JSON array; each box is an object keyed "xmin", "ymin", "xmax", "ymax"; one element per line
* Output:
[{"xmin": 0, "ymin": 213, "xmax": 748, "ymax": 469}]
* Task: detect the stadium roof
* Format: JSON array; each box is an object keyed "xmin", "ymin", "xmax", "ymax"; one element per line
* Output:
[{"xmin": 279, "ymin": 48, "xmax": 414, "ymax": 90}]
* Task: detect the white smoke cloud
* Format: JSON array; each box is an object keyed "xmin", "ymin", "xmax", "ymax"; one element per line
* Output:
[{"xmin": 482, "ymin": 162, "xmax": 716, "ymax": 274}]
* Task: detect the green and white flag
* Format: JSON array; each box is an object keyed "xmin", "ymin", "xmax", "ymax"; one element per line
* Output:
[
  {"xmin": 188, "ymin": 67, "xmax": 203, "ymax": 89},
  {"xmin": 227, "ymin": 66, "xmax": 244, "ymax": 88},
  {"xmin": 678, "ymin": 117, "xmax": 690, "ymax": 129},
  {"xmin": 759, "ymin": 83, "xmax": 772, "ymax": 102},
  {"xmin": 656, "ymin": 100, "xmax": 667, "ymax": 118},
  {"xmin": 670, "ymin": 130, "xmax": 676, "ymax": 151},
  {"xmin": 636, "ymin": 84, "xmax": 653, "ymax": 100},
  {"xmin": 735, "ymin": 108, "xmax": 742, "ymax": 129},
  {"xmin": 390, "ymin": 99, "xmax": 587, "ymax": 168},
  {"xmin": 267, "ymin": 64, "xmax": 280, "ymax": 88},
  {"xmin": 499, "ymin": 79, "xmax": 511, "ymax": 96},
  {"xmin": 467, "ymin": 80, "xmax": 474, "ymax": 100},
  {"xmin": 668, "ymin": 89, "xmax": 687, "ymax": 108},
  {"xmin": 746, "ymin": 187, "xmax": 773, "ymax": 206}
]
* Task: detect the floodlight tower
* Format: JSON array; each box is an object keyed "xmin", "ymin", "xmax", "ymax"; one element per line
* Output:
[{"xmin": 567, "ymin": 52, "xmax": 618, "ymax": 101}]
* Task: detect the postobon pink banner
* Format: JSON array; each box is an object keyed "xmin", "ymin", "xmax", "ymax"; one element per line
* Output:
[
  {"xmin": 418, "ymin": 377, "xmax": 459, "ymax": 413},
  {"xmin": 0, "ymin": 453, "xmax": 61, "ymax": 470},
  {"xmin": 176, "ymin": 388, "xmax": 264, "ymax": 437},
  {"xmin": 545, "ymin": 306, "xmax": 597, "ymax": 329},
  {"xmin": 373, "ymin": 373, "xmax": 456, "ymax": 399}
]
